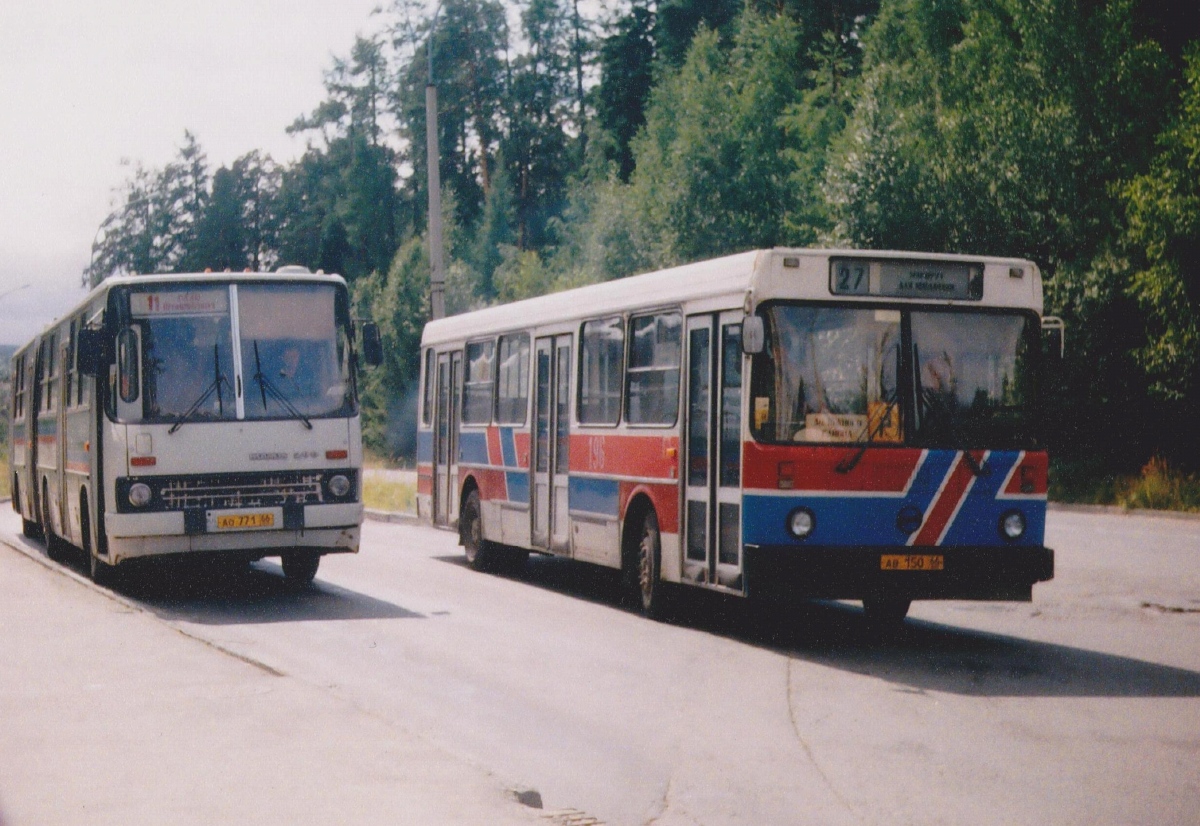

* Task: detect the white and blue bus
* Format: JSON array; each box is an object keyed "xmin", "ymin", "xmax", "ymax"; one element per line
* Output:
[
  {"xmin": 9, "ymin": 267, "xmax": 382, "ymax": 585},
  {"xmin": 416, "ymin": 248, "xmax": 1057, "ymax": 623}
]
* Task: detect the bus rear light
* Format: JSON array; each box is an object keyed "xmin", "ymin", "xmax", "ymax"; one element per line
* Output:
[
  {"xmin": 778, "ymin": 462, "xmax": 795, "ymax": 489},
  {"xmin": 131, "ymin": 456, "xmax": 157, "ymax": 467},
  {"xmin": 1019, "ymin": 465, "xmax": 1036, "ymax": 493},
  {"xmin": 326, "ymin": 449, "xmax": 349, "ymax": 460},
  {"xmin": 128, "ymin": 483, "xmax": 153, "ymax": 507}
]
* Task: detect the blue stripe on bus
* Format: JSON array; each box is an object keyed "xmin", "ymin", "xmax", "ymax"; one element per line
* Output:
[
  {"xmin": 743, "ymin": 450, "xmax": 1043, "ymax": 548},
  {"xmin": 507, "ymin": 470, "xmax": 530, "ymax": 505},
  {"xmin": 458, "ymin": 431, "xmax": 490, "ymax": 465},
  {"xmin": 941, "ymin": 451, "xmax": 1044, "ymax": 546},
  {"xmin": 416, "ymin": 430, "xmax": 433, "ymax": 464},
  {"xmin": 500, "ymin": 427, "xmax": 517, "ymax": 467},
  {"xmin": 568, "ymin": 476, "xmax": 620, "ymax": 517}
]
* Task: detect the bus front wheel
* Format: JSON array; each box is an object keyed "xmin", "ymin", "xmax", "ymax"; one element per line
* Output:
[{"xmin": 282, "ymin": 551, "xmax": 320, "ymax": 588}]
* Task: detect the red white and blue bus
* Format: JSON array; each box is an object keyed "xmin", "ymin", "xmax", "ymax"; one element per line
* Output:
[
  {"xmin": 416, "ymin": 249, "xmax": 1054, "ymax": 623},
  {"xmin": 9, "ymin": 267, "xmax": 382, "ymax": 585}
]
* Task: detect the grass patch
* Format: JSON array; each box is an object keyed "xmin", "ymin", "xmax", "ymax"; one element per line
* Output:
[
  {"xmin": 1116, "ymin": 456, "xmax": 1200, "ymax": 512},
  {"xmin": 363, "ymin": 448, "xmax": 413, "ymax": 471},
  {"xmin": 362, "ymin": 475, "xmax": 416, "ymax": 513},
  {"xmin": 0, "ymin": 452, "xmax": 8, "ymax": 499},
  {"xmin": 1051, "ymin": 455, "xmax": 1200, "ymax": 512}
]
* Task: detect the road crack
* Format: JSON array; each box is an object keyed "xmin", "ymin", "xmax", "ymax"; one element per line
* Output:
[{"xmin": 785, "ymin": 657, "xmax": 865, "ymax": 823}]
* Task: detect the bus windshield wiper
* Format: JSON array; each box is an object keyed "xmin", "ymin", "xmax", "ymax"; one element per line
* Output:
[
  {"xmin": 253, "ymin": 340, "xmax": 313, "ymax": 430},
  {"xmin": 835, "ymin": 395, "xmax": 899, "ymax": 474},
  {"xmin": 169, "ymin": 345, "xmax": 231, "ymax": 434}
]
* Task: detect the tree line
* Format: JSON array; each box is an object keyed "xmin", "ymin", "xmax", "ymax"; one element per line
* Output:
[{"xmin": 84, "ymin": 0, "xmax": 1199, "ymax": 475}]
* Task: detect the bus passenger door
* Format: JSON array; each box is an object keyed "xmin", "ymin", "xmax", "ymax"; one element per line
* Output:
[
  {"xmin": 683, "ymin": 313, "xmax": 745, "ymax": 592},
  {"xmin": 532, "ymin": 335, "xmax": 571, "ymax": 552},
  {"xmin": 433, "ymin": 351, "xmax": 461, "ymax": 528},
  {"xmin": 55, "ymin": 335, "xmax": 71, "ymax": 540}
]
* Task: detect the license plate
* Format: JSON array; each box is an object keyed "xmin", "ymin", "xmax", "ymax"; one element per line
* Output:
[
  {"xmin": 215, "ymin": 512, "xmax": 275, "ymax": 530},
  {"xmin": 881, "ymin": 554, "xmax": 944, "ymax": 571}
]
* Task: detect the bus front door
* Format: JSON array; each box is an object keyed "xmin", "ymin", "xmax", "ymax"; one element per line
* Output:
[
  {"xmin": 532, "ymin": 335, "xmax": 571, "ymax": 552},
  {"xmin": 683, "ymin": 313, "xmax": 745, "ymax": 592},
  {"xmin": 433, "ymin": 351, "xmax": 461, "ymax": 528}
]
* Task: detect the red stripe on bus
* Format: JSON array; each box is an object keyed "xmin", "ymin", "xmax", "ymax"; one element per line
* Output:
[
  {"xmin": 1003, "ymin": 451, "xmax": 1048, "ymax": 496},
  {"xmin": 512, "ymin": 431, "xmax": 531, "ymax": 469},
  {"xmin": 569, "ymin": 433, "xmax": 679, "ymax": 479},
  {"xmin": 473, "ymin": 467, "xmax": 510, "ymax": 503},
  {"xmin": 910, "ymin": 451, "xmax": 985, "ymax": 546},
  {"xmin": 619, "ymin": 480, "xmax": 680, "ymax": 534},
  {"xmin": 486, "ymin": 426, "xmax": 503, "ymax": 467},
  {"xmin": 742, "ymin": 443, "xmax": 923, "ymax": 493}
]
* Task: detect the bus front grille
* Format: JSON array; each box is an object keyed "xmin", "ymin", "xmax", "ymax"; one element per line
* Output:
[{"xmin": 116, "ymin": 470, "xmax": 357, "ymax": 513}]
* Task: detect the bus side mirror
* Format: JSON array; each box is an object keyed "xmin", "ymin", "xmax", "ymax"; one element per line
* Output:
[
  {"xmin": 361, "ymin": 322, "xmax": 383, "ymax": 367},
  {"xmin": 1041, "ymin": 316, "xmax": 1065, "ymax": 361},
  {"xmin": 77, "ymin": 328, "xmax": 108, "ymax": 376},
  {"xmin": 742, "ymin": 315, "xmax": 765, "ymax": 355}
]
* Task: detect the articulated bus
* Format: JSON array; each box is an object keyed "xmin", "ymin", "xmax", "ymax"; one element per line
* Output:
[
  {"xmin": 417, "ymin": 248, "xmax": 1055, "ymax": 623},
  {"xmin": 9, "ymin": 267, "xmax": 382, "ymax": 585}
]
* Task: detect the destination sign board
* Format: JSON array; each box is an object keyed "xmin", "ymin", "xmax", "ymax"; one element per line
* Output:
[
  {"xmin": 130, "ymin": 289, "xmax": 229, "ymax": 317},
  {"xmin": 830, "ymin": 259, "xmax": 983, "ymax": 301}
]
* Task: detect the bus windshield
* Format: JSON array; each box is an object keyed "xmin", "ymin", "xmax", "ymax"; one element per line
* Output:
[
  {"xmin": 751, "ymin": 305, "xmax": 1037, "ymax": 448},
  {"xmin": 124, "ymin": 282, "xmax": 354, "ymax": 424}
]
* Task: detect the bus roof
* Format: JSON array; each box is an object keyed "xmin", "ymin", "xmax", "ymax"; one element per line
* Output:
[
  {"xmin": 13, "ymin": 268, "xmax": 349, "ymax": 348},
  {"xmin": 421, "ymin": 248, "xmax": 1041, "ymax": 347}
]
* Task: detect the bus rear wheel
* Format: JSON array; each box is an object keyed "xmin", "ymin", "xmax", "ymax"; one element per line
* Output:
[
  {"xmin": 626, "ymin": 509, "xmax": 670, "ymax": 619},
  {"xmin": 42, "ymin": 482, "xmax": 67, "ymax": 562},
  {"xmin": 281, "ymin": 551, "xmax": 320, "ymax": 588},
  {"xmin": 461, "ymin": 489, "xmax": 500, "ymax": 572}
]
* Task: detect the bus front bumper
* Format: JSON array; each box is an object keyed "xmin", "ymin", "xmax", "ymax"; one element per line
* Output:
[
  {"xmin": 743, "ymin": 544, "xmax": 1054, "ymax": 602},
  {"xmin": 103, "ymin": 503, "xmax": 363, "ymax": 564}
]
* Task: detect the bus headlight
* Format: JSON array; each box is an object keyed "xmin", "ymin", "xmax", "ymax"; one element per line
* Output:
[
  {"xmin": 1000, "ymin": 510, "xmax": 1026, "ymax": 541},
  {"xmin": 327, "ymin": 474, "xmax": 351, "ymax": 498},
  {"xmin": 787, "ymin": 507, "xmax": 815, "ymax": 539},
  {"xmin": 128, "ymin": 483, "xmax": 153, "ymax": 508}
]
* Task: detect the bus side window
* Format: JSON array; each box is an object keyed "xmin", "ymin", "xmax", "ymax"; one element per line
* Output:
[
  {"xmin": 463, "ymin": 340, "xmax": 496, "ymax": 425},
  {"xmin": 579, "ymin": 316, "xmax": 624, "ymax": 426},
  {"xmin": 627, "ymin": 311, "xmax": 682, "ymax": 426},
  {"xmin": 421, "ymin": 348, "xmax": 434, "ymax": 427},
  {"xmin": 117, "ymin": 327, "xmax": 140, "ymax": 403},
  {"xmin": 495, "ymin": 333, "xmax": 530, "ymax": 425}
]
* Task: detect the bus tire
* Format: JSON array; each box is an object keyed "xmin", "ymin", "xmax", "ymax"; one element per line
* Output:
[
  {"xmin": 22, "ymin": 518, "xmax": 43, "ymax": 540},
  {"xmin": 282, "ymin": 551, "xmax": 320, "ymax": 588},
  {"xmin": 862, "ymin": 597, "xmax": 911, "ymax": 627},
  {"xmin": 461, "ymin": 489, "xmax": 499, "ymax": 572},
  {"xmin": 627, "ymin": 508, "xmax": 669, "ymax": 619},
  {"xmin": 42, "ymin": 481, "xmax": 67, "ymax": 562},
  {"xmin": 80, "ymin": 494, "xmax": 115, "ymax": 587}
]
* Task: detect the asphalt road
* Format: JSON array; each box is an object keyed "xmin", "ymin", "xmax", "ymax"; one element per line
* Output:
[{"xmin": 3, "ymin": 505, "xmax": 1198, "ymax": 825}]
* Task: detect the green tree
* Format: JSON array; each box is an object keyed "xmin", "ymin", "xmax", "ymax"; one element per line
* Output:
[
  {"xmin": 85, "ymin": 132, "xmax": 212, "ymax": 284},
  {"xmin": 1119, "ymin": 42, "xmax": 1200, "ymax": 414},
  {"xmin": 825, "ymin": 0, "xmax": 1171, "ymax": 267},
  {"xmin": 625, "ymin": 10, "xmax": 806, "ymax": 267}
]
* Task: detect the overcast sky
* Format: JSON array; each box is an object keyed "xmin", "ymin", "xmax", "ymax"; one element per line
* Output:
[{"xmin": 0, "ymin": 0, "xmax": 387, "ymax": 345}]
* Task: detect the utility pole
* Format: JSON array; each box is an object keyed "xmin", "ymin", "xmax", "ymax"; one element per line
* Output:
[{"xmin": 426, "ymin": 3, "xmax": 446, "ymax": 320}]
